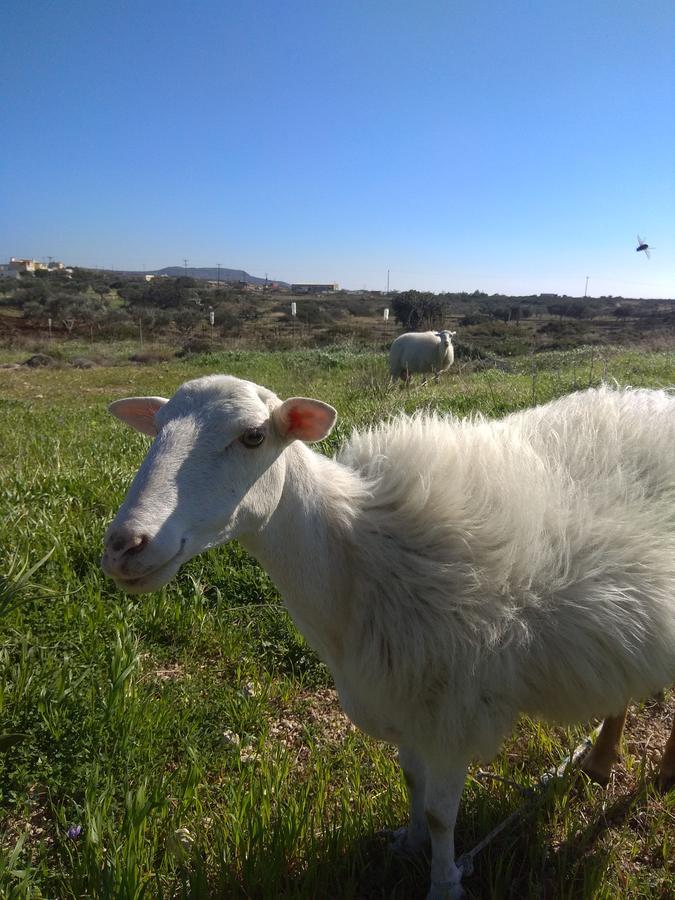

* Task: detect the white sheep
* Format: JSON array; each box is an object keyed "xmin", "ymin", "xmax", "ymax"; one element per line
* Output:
[
  {"xmin": 102, "ymin": 379, "xmax": 675, "ymax": 899},
  {"xmin": 389, "ymin": 329, "xmax": 456, "ymax": 383}
]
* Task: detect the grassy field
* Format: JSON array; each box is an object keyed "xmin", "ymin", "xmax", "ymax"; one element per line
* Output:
[{"xmin": 1, "ymin": 346, "xmax": 674, "ymax": 899}]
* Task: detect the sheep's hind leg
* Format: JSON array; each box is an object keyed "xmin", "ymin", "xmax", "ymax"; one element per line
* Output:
[
  {"xmin": 580, "ymin": 708, "xmax": 628, "ymax": 785},
  {"xmin": 424, "ymin": 761, "xmax": 468, "ymax": 900},
  {"xmin": 657, "ymin": 709, "xmax": 675, "ymax": 792},
  {"xmin": 391, "ymin": 746, "xmax": 429, "ymax": 854}
]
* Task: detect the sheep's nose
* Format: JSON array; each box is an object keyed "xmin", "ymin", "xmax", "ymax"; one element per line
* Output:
[{"xmin": 103, "ymin": 526, "xmax": 150, "ymax": 571}]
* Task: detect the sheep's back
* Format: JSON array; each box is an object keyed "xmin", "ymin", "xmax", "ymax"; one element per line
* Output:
[{"xmin": 341, "ymin": 386, "xmax": 675, "ymax": 531}]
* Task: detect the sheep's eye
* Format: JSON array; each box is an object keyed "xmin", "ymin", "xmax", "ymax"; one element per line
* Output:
[{"xmin": 241, "ymin": 428, "xmax": 266, "ymax": 448}]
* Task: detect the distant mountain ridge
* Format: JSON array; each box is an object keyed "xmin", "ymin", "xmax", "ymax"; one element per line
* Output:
[{"xmin": 149, "ymin": 266, "xmax": 288, "ymax": 286}]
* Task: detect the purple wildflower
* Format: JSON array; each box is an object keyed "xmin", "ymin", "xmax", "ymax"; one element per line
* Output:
[{"xmin": 67, "ymin": 824, "xmax": 83, "ymax": 840}]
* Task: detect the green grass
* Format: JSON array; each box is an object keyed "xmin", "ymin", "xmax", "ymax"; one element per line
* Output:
[{"xmin": 1, "ymin": 347, "xmax": 674, "ymax": 899}]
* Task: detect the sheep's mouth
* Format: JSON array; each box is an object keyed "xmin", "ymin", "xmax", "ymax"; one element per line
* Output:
[
  {"xmin": 105, "ymin": 540, "xmax": 187, "ymax": 594},
  {"xmin": 112, "ymin": 561, "xmax": 180, "ymax": 593}
]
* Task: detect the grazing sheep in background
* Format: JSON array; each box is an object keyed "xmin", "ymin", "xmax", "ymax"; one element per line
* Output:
[
  {"xmin": 102, "ymin": 379, "xmax": 675, "ymax": 900},
  {"xmin": 389, "ymin": 329, "xmax": 456, "ymax": 383}
]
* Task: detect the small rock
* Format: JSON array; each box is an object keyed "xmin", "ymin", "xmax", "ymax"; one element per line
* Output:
[
  {"xmin": 239, "ymin": 745, "xmax": 259, "ymax": 763},
  {"xmin": 23, "ymin": 354, "xmax": 55, "ymax": 368},
  {"xmin": 222, "ymin": 729, "xmax": 241, "ymax": 749}
]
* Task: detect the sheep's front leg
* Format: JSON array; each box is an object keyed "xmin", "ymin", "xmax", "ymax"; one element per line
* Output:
[
  {"xmin": 424, "ymin": 762, "xmax": 468, "ymax": 900},
  {"xmin": 391, "ymin": 746, "xmax": 429, "ymax": 853}
]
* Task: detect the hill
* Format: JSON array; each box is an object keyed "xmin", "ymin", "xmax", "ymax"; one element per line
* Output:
[{"xmin": 150, "ymin": 266, "xmax": 288, "ymax": 286}]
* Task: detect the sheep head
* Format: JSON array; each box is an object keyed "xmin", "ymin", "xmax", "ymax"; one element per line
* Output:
[{"xmin": 101, "ymin": 375, "xmax": 336, "ymax": 593}]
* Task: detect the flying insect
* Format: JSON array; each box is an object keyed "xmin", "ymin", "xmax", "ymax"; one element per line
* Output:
[{"xmin": 636, "ymin": 235, "xmax": 652, "ymax": 258}]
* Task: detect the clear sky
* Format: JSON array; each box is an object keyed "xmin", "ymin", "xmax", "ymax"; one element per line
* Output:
[{"xmin": 3, "ymin": 0, "xmax": 674, "ymax": 297}]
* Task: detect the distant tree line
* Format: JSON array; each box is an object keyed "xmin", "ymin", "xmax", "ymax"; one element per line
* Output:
[
  {"xmin": 0, "ymin": 270, "xmax": 257, "ymax": 340},
  {"xmin": 0, "ymin": 269, "xmax": 672, "ymax": 347},
  {"xmin": 388, "ymin": 289, "xmax": 671, "ymax": 330}
]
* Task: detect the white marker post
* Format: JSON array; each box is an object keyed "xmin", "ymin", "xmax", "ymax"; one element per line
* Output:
[
  {"xmin": 383, "ymin": 307, "xmax": 389, "ymax": 346},
  {"xmin": 291, "ymin": 301, "xmax": 297, "ymax": 343}
]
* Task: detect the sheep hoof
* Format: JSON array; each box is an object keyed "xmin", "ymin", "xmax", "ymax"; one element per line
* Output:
[
  {"xmin": 578, "ymin": 762, "xmax": 611, "ymax": 787},
  {"xmin": 577, "ymin": 746, "xmax": 614, "ymax": 786}
]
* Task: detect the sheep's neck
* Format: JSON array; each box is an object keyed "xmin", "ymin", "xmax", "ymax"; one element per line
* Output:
[{"xmin": 240, "ymin": 444, "xmax": 358, "ymax": 667}]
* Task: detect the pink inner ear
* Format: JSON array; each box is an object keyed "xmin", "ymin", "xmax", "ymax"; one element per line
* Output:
[
  {"xmin": 288, "ymin": 406, "xmax": 312, "ymax": 434},
  {"xmin": 278, "ymin": 398, "xmax": 337, "ymax": 442}
]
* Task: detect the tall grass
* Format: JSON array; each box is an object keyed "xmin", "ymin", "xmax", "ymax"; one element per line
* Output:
[{"xmin": 0, "ymin": 347, "xmax": 673, "ymax": 898}]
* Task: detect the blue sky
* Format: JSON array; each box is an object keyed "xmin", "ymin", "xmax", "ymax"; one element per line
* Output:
[{"xmin": 3, "ymin": 0, "xmax": 674, "ymax": 297}]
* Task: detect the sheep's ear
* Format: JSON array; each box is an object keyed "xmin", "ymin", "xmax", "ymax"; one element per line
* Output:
[
  {"xmin": 273, "ymin": 397, "xmax": 337, "ymax": 443},
  {"xmin": 108, "ymin": 396, "xmax": 168, "ymax": 436}
]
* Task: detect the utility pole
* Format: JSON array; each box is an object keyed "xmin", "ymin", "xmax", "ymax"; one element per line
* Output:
[
  {"xmin": 386, "ymin": 269, "xmax": 390, "ymax": 294},
  {"xmin": 584, "ymin": 276, "xmax": 589, "ymax": 298},
  {"xmin": 184, "ymin": 258, "xmax": 189, "ymax": 277},
  {"xmin": 217, "ymin": 263, "xmax": 221, "ymax": 288}
]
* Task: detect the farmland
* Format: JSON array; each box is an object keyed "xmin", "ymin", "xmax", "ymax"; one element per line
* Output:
[{"xmin": 1, "ymin": 346, "xmax": 674, "ymax": 899}]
